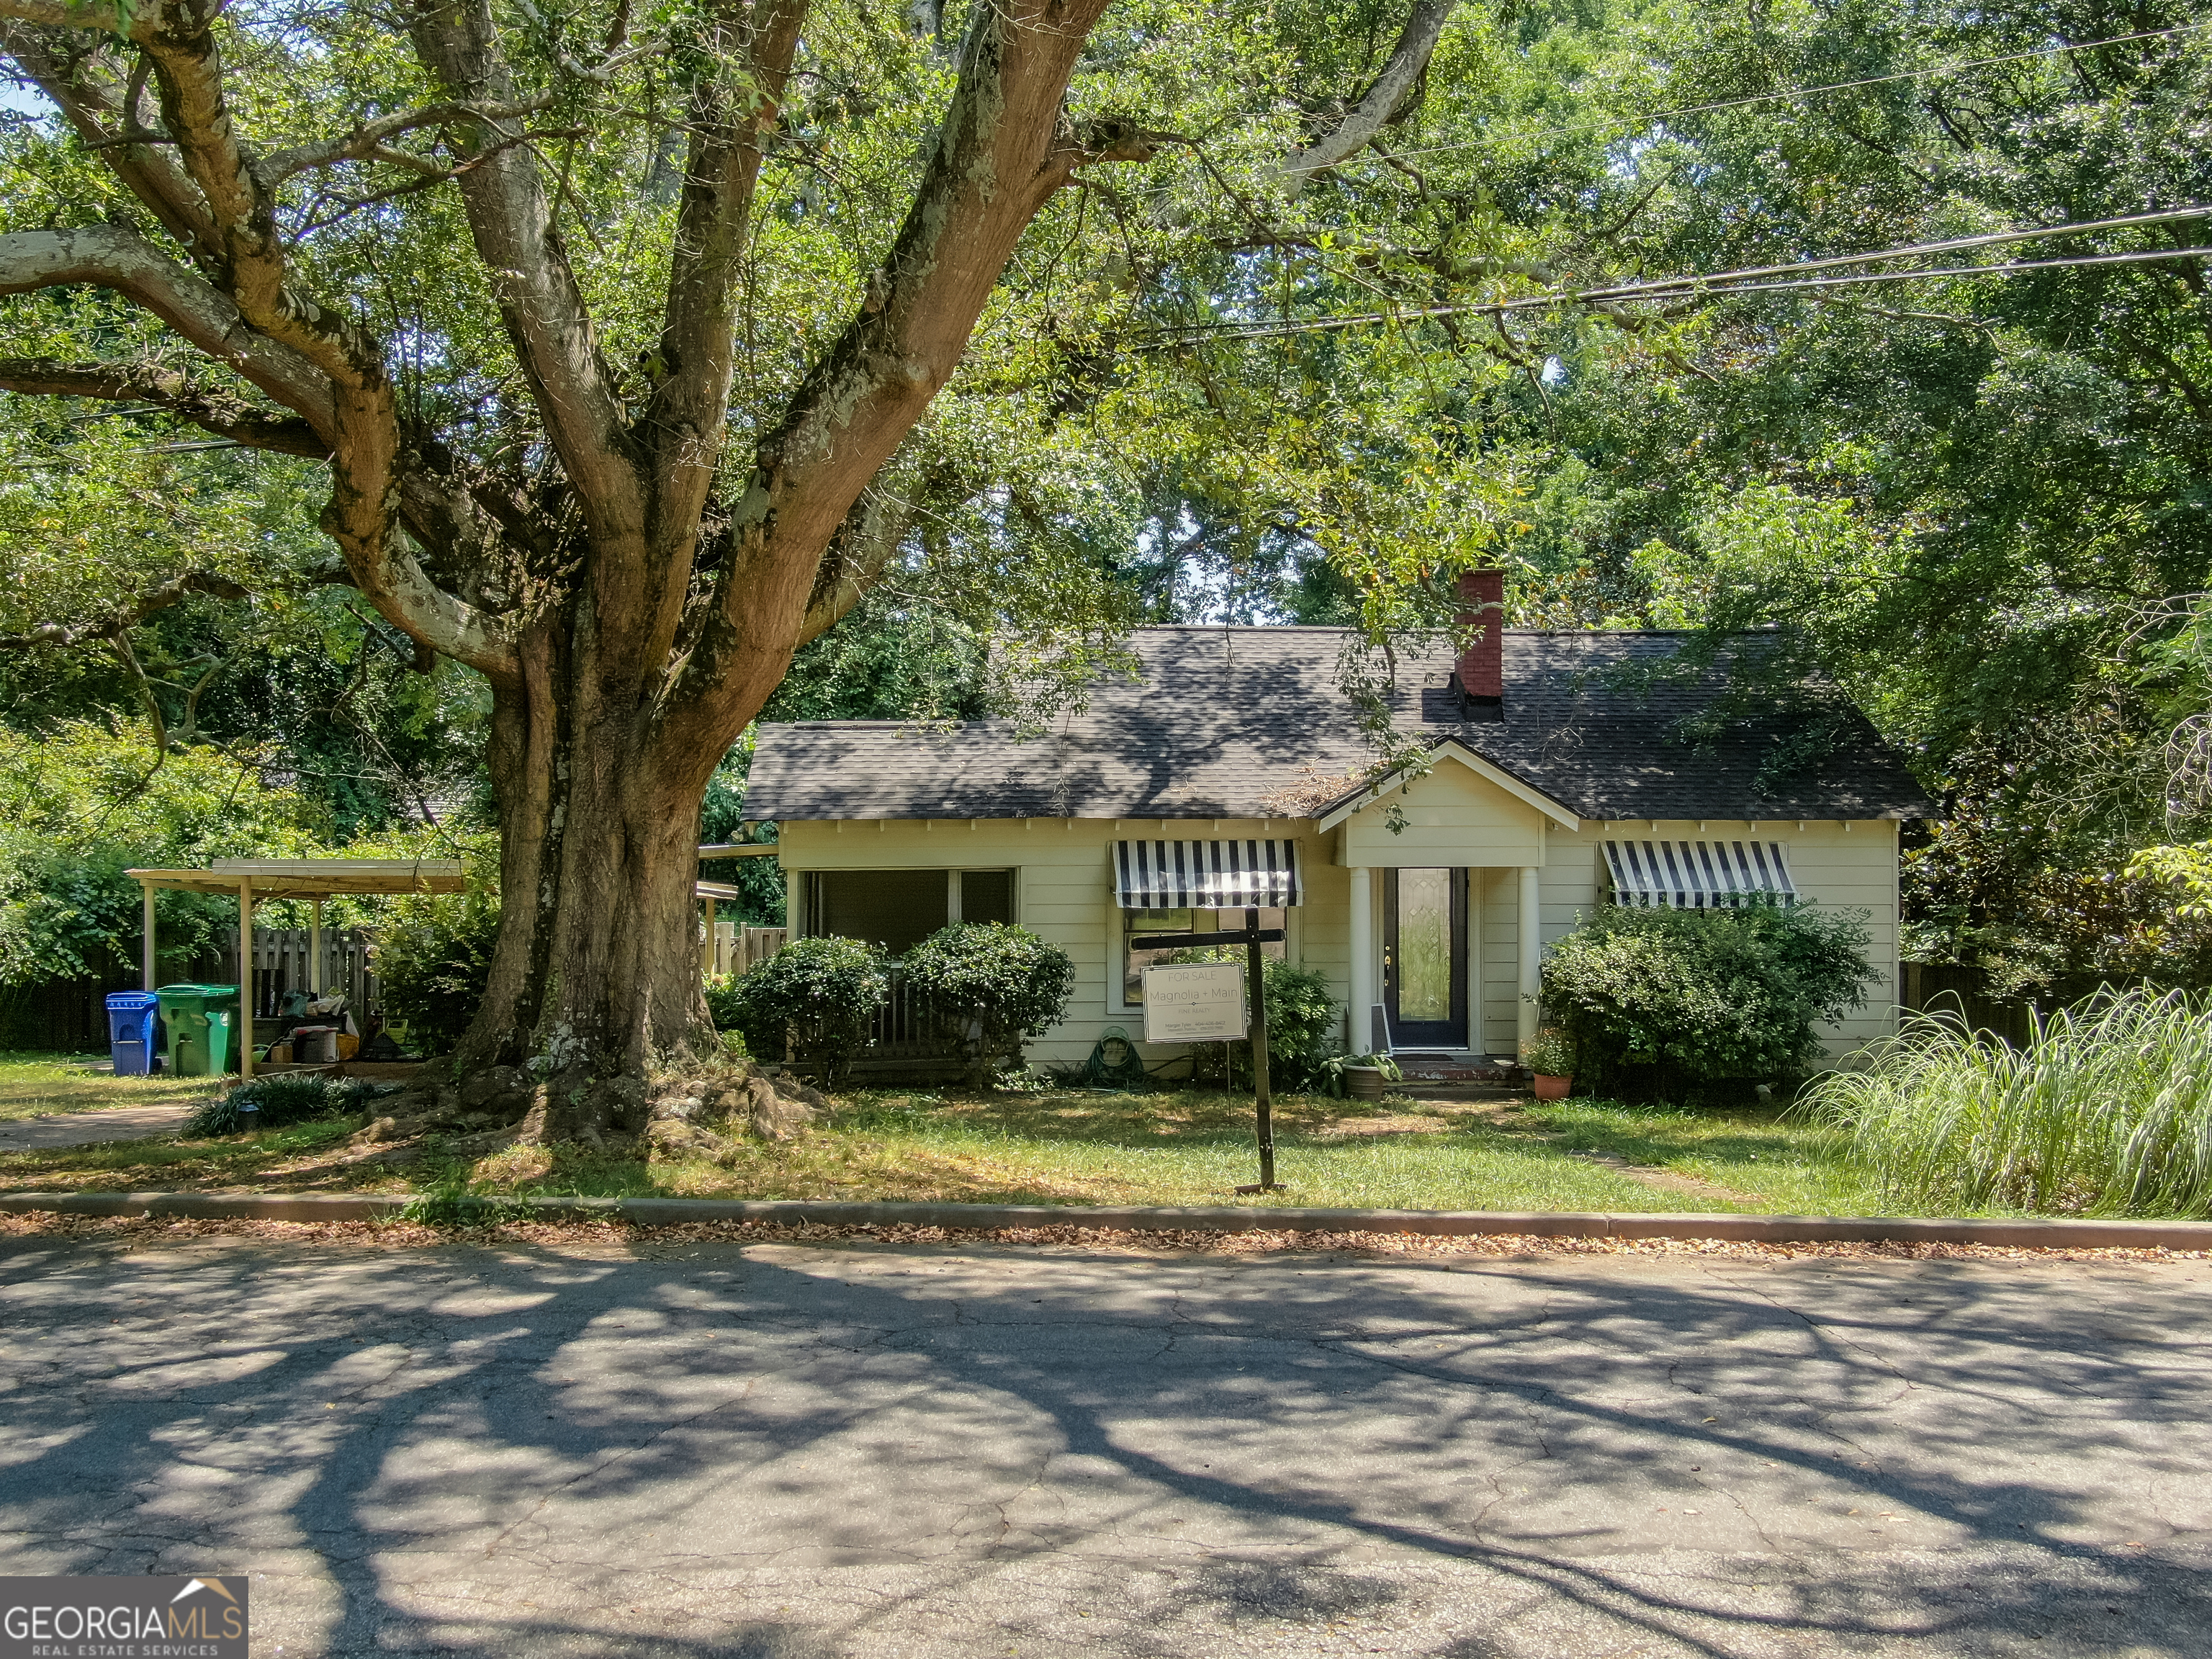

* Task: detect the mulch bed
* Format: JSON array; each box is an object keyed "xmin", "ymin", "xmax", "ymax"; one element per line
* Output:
[{"xmin": 2, "ymin": 1210, "xmax": 2206, "ymax": 1264}]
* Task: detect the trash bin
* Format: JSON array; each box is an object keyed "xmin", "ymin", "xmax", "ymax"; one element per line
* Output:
[
  {"xmin": 156, "ymin": 984, "xmax": 240, "ymax": 1076},
  {"xmin": 104, "ymin": 992, "xmax": 158, "ymax": 1077}
]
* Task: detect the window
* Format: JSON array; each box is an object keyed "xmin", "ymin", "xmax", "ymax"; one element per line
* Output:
[
  {"xmin": 809, "ymin": 868, "xmax": 1016, "ymax": 955},
  {"xmin": 813, "ymin": 871, "xmax": 948, "ymax": 955},
  {"xmin": 1122, "ymin": 907, "xmax": 1286, "ymax": 1006},
  {"xmin": 960, "ymin": 869, "xmax": 1015, "ymax": 925}
]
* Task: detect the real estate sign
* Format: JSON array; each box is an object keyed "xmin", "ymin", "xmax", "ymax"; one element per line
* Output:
[{"xmin": 1141, "ymin": 963, "xmax": 1247, "ymax": 1043}]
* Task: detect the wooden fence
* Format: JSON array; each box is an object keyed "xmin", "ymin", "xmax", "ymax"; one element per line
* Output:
[
  {"xmin": 215, "ymin": 929, "xmax": 381, "ymax": 1020},
  {"xmin": 1899, "ymin": 962, "xmax": 2158, "ymax": 1045},
  {"xmin": 708, "ymin": 923, "xmax": 786, "ymax": 979}
]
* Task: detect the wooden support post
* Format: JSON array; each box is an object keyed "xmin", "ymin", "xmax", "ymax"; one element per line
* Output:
[
  {"xmin": 700, "ymin": 898, "xmax": 716, "ymax": 979},
  {"xmin": 310, "ymin": 898, "xmax": 325, "ymax": 995},
  {"xmin": 238, "ymin": 877, "xmax": 254, "ymax": 1080},
  {"xmin": 141, "ymin": 881, "xmax": 156, "ymax": 992}
]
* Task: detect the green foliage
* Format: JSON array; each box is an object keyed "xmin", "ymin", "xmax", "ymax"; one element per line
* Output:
[
  {"xmin": 1542, "ymin": 904, "xmax": 1874, "ymax": 1092},
  {"xmin": 184, "ymin": 1071, "xmax": 379, "ymax": 1136},
  {"xmin": 1252, "ymin": 958, "xmax": 1341, "ymax": 1090},
  {"xmin": 0, "ymin": 721, "xmax": 326, "ymax": 988},
  {"xmin": 725, "ymin": 935, "xmax": 890, "ymax": 1082},
  {"xmin": 902, "ymin": 923, "xmax": 1077, "ymax": 1074},
  {"xmin": 1804, "ymin": 990, "xmax": 2212, "ymax": 1217},
  {"xmin": 1521, "ymin": 1027, "xmax": 1578, "ymax": 1078},
  {"xmin": 372, "ymin": 869, "xmax": 501, "ymax": 1056},
  {"xmin": 702, "ymin": 973, "xmax": 747, "ymax": 1033}
]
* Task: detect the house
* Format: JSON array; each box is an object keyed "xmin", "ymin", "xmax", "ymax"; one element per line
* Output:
[{"xmin": 742, "ymin": 574, "xmax": 1933, "ymax": 1074}]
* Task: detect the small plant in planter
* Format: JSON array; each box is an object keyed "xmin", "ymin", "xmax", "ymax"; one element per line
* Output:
[
  {"xmin": 1328, "ymin": 1052, "xmax": 1403, "ymax": 1100},
  {"xmin": 1521, "ymin": 1027, "xmax": 1577, "ymax": 1100}
]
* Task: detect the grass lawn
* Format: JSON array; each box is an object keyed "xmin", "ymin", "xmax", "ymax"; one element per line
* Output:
[
  {"xmin": 0, "ymin": 1079, "xmax": 1751, "ymax": 1212},
  {"xmin": 0, "ymin": 1061, "xmax": 2055, "ymax": 1218},
  {"xmin": 1519, "ymin": 1098, "xmax": 1902, "ymax": 1215},
  {"xmin": 0, "ymin": 1051, "xmax": 225, "ymax": 1123}
]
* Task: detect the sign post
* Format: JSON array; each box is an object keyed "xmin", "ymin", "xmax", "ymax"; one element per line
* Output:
[
  {"xmin": 1241, "ymin": 906, "xmax": 1277, "ymax": 1192},
  {"xmin": 1137, "ymin": 912, "xmax": 1284, "ymax": 1193}
]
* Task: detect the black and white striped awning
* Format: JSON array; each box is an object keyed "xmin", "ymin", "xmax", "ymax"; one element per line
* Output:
[
  {"xmin": 1604, "ymin": 840, "xmax": 1797, "ymax": 909},
  {"xmin": 1114, "ymin": 840, "xmax": 1303, "ymax": 909}
]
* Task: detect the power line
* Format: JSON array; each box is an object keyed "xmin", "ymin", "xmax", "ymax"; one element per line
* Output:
[
  {"xmin": 1380, "ymin": 22, "xmax": 2211, "ymax": 165},
  {"xmin": 1130, "ymin": 244, "xmax": 2211, "ymax": 349},
  {"xmin": 1146, "ymin": 207, "xmax": 2212, "ymax": 344}
]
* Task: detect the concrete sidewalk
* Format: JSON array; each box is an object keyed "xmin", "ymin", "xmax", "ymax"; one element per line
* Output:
[
  {"xmin": 1, "ymin": 1231, "xmax": 2206, "ymax": 1656},
  {"xmin": 0, "ymin": 1102, "xmax": 194, "ymax": 1151}
]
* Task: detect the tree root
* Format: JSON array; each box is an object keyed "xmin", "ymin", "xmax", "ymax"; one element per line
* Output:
[{"xmin": 342, "ymin": 1056, "xmax": 828, "ymax": 1164}]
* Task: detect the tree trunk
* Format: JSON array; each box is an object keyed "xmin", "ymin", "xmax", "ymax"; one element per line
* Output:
[{"xmin": 456, "ymin": 611, "xmax": 755, "ymax": 1144}]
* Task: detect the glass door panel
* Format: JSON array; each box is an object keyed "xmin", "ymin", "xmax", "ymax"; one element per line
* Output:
[{"xmin": 1384, "ymin": 868, "xmax": 1469, "ymax": 1047}]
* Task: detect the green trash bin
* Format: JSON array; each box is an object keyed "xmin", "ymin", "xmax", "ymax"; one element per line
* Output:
[{"xmin": 156, "ymin": 984, "xmax": 240, "ymax": 1076}]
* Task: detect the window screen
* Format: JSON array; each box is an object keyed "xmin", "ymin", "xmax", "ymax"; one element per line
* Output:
[{"xmin": 814, "ymin": 871, "xmax": 948, "ymax": 955}]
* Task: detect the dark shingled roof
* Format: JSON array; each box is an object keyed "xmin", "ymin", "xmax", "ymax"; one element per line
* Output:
[{"xmin": 744, "ymin": 627, "xmax": 1934, "ymax": 824}]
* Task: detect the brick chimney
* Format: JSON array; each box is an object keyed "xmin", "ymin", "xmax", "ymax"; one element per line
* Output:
[{"xmin": 1452, "ymin": 568, "xmax": 1505, "ymax": 721}]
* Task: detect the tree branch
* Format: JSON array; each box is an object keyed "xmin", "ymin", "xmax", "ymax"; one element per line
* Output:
[
  {"xmin": 0, "ymin": 225, "xmax": 336, "ymax": 422},
  {"xmin": 254, "ymin": 93, "xmax": 558, "ymax": 186},
  {"xmin": 408, "ymin": 0, "xmax": 642, "ymax": 549},
  {"xmin": 659, "ymin": 0, "xmax": 1137, "ymax": 757},
  {"xmin": 637, "ymin": 0, "xmax": 809, "ymax": 680},
  {"xmin": 0, "ymin": 357, "xmax": 330, "ymax": 454},
  {"xmin": 0, "ymin": 568, "xmax": 247, "ymax": 652},
  {"xmin": 1280, "ymin": 0, "xmax": 1457, "ymax": 189},
  {"xmin": 0, "ymin": 23, "xmax": 222, "ymax": 261}
]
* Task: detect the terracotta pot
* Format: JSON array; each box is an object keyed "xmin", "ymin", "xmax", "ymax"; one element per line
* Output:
[
  {"xmin": 1345, "ymin": 1066, "xmax": 1386, "ymax": 1101},
  {"xmin": 1532, "ymin": 1073, "xmax": 1573, "ymax": 1101}
]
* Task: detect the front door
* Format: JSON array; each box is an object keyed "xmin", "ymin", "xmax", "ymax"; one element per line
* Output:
[{"xmin": 1384, "ymin": 868, "xmax": 1469, "ymax": 1048}]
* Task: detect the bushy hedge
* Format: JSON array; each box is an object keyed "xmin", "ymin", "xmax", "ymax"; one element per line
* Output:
[
  {"xmin": 902, "ymin": 922, "xmax": 1076, "ymax": 1083},
  {"xmin": 724, "ymin": 934, "xmax": 890, "ymax": 1082},
  {"xmin": 372, "ymin": 884, "xmax": 502, "ymax": 1054},
  {"xmin": 1540, "ymin": 903, "xmax": 1871, "ymax": 1096}
]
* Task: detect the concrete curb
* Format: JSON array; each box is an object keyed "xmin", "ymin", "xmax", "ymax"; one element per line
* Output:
[{"xmin": 1, "ymin": 1190, "xmax": 2209, "ymax": 1249}]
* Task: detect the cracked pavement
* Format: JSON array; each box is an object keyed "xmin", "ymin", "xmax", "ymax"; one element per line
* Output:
[{"xmin": 2, "ymin": 1233, "xmax": 2208, "ymax": 1656}]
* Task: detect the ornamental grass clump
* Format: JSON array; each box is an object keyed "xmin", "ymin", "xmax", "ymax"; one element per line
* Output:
[{"xmin": 1802, "ymin": 988, "xmax": 2212, "ymax": 1217}]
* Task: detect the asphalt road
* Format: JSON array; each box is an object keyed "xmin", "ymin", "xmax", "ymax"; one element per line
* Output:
[{"xmin": 1, "ymin": 1231, "xmax": 2207, "ymax": 1658}]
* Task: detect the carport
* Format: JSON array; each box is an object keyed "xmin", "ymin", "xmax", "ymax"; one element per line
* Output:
[{"xmin": 124, "ymin": 858, "xmax": 466, "ymax": 1079}]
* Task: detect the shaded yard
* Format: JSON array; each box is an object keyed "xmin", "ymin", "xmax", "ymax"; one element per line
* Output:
[
  {"xmin": 0, "ymin": 1071, "xmax": 1940, "ymax": 1215},
  {"xmin": 0, "ymin": 1051, "xmax": 225, "ymax": 1124}
]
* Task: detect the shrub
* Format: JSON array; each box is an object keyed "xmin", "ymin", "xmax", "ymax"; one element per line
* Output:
[
  {"xmin": 1251, "ymin": 958, "xmax": 1340, "ymax": 1089},
  {"xmin": 703, "ymin": 972, "xmax": 747, "ymax": 1033},
  {"xmin": 1541, "ymin": 903, "xmax": 1872, "ymax": 1094},
  {"xmin": 902, "ymin": 923, "xmax": 1076, "ymax": 1084},
  {"xmin": 182, "ymin": 1072, "xmax": 397, "ymax": 1136},
  {"xmin": 374, "ymin": 884, "xmax": 501, "ymax": 1055},
  {"xmin": 1803, "ymin": 989, "xmax": 2212, "ymax": 1217},
  {"xmin": 724, "ymin": 935, "xmax": 889, "ymax": 1083},
  {"xmin": 1169, "ymin": 955, "xmax": 1342, "ymax": 1092}
]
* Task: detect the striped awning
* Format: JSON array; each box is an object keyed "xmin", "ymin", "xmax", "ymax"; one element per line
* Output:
[
  {"xmin": 1113, "ymin": 840, "xmax": 1303, "ymax": 909},
  {"xmin": 1604, "ymin": 840, "xmax": 1797, "ymax": 909}
]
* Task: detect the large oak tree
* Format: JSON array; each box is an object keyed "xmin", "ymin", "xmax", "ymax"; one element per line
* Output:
[{"xmin": 0, "ymin": 0, "xmax": 1458, "ymax": 1131}]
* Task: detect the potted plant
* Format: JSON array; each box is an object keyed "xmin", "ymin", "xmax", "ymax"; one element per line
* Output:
[
  {"xmin": 1521, "ymin": 1028, "xmax": 1576, "ymax": 1100},
  {"xmin": 1335, "ymin": 1053, "xmax": 1403, "ymax": 1102}
]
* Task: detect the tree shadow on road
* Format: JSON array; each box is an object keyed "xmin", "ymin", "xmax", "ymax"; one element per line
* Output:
[{"xmin": 1, "ymin": 1229, "xmax": 2206, "ymax": 1656}]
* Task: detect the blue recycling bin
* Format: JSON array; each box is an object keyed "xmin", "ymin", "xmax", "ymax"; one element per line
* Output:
[{"xmin": 105, "ymin": 991, "xmax": 159, "ymax": 1077}]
